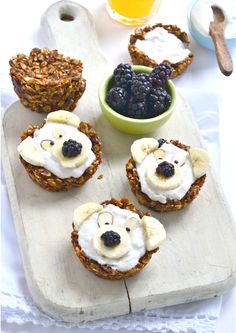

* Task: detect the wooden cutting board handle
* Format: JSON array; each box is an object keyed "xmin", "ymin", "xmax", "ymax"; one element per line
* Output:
[
  {"xmin": 41, "ymin": 0, "xmax": 106, "ymax": 63},
  {"xmin": 210, "ymin": 30, "xmax": 233, "ymax": 76},
  {"xmin": 41, "ymin": 0, "xmax": 111, "ymax": 107}
]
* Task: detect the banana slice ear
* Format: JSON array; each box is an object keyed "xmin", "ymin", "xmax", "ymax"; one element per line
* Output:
[
  {"xmin": 189, "ymin": 147, "xmax": 210, "ymax": 178},
  {"xmin": 142, "ymin": 216, "xmax": 166, "ymax": 251},
  {"xmin": 46, "ymin": 111, "xmax": 80, "ymax": 128},
  {"xmin": 17, "ymin": 137, "xmax": 45, "ymax": 167},
  {"xmin": 131, "ymin": 138, "xmax": 158, "ymax": 164},
  {"xmin": 73, "ymin": 203, "xmax": 103, "ymax": 229}
]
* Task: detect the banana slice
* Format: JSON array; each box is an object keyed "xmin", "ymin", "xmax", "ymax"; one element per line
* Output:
[
  {"xmin": 146, "ymin": 162, "xmax": 183, "ymax": 191},
  {"xmin": 46, "ymin": 111, "xmax": 80, "ymax": 128},
  {"xmin": 74, "ymin": 203, "xmax": 103, "ymax": 229},
  {"xmin": 189, "ymin": 147, "xmax": 210, "ymax": 178},
  {"xmin": 142, "ymin": 216, "xmax": 166, "ymax": 251},
  {"xmin": 93, "ymin": 225, "xmax": 130, "ymax": 259},
  {"xmin": 52, "ymin": 135, "xmax": 89, "ymax": 168},
  {"xmin": 17, "ymin": 137, "xmax": 45, "ymax": 167},
  {"xmin": 131, "ymin": 138, "xmax": 158, "ymax": 164}
]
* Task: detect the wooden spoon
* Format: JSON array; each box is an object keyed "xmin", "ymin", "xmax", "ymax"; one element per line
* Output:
[{"xmin": 209, "ymin": 5, "xmax": 233, "ymax": 76}]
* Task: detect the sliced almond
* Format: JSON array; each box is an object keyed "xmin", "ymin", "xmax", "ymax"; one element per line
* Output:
[
  {"xmin": 40, "ymin": 139, "xmax": 54, "ymax": 151},
  {"xmin": 154, "ymin": 149, "xmax": 165, "ymax": 160},
  {"xmin": 172, "ymin": 150, "xmax": 187, "ymax": 166},
  {"xmin": 52, "ymin": 128, "xmax": 64, "ymax": 139},
  {"xmin": 124, "ymin": 217, "xmax": 139, "ymax": 232},
  {"xmin": 98, "ymin": 211, "xmax": 113, "ymax": 227}
]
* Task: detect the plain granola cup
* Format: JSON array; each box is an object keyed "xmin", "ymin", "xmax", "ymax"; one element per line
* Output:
[
  {"xmin": 126, "ymin": 140, "xmax": 207, "ymax": 212},
  {"xmin": 18, "ymin": 112, "xmax": 102, "ymax": 192},
  {"xmin": 9, "ymin": 48, "xmax": 86, "ymax": 113},
  {"xmin": 71, "ymin": 198, "xmax": 166, "ymax": 280},
  {"xmin": 128, "ymin": 23, "xmax": 194, "ymax": 78}
]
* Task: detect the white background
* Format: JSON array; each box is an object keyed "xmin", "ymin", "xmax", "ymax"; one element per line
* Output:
[{"xmin": 1, "ymin": 0, "xmax": 236, "ymax": 332}]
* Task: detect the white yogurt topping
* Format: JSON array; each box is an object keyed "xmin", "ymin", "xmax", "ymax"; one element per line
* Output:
[
  {"xmin": 191, "ymin": 0, "xmax": 236, "ymax": 38},
  {"xmin": 136, "ymin": 142, "xmax": 196, "ymax": 204},
  {"xmin": 20, "ymin": 122, "xmax": 96, "ymax": 179},
  {"xmin": 135, "ymin": 27, "xmax": 191, "ymax": 64},
  {"xmin": 77, "ymin": 204, "xmax": 146, "ymax": 272}
]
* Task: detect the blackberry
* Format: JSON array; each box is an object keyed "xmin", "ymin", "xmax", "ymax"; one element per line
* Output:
[
  {"xmin": 106, "ymin": 87, "xmax": 128, "ymax": 113},
  {"xmin": 113, "ymin": 63, "xmax": 134, "ymax": 90},
  {"xmin": 158, "ymin": 138, "xmax": 167, "ymax": 147},
  {"xmin": 62, "ymin": 139, "xmax": 82, "ymax": 157},
  {"xmin": 130, "ymin": 74, "xmax": 152, "ymax": 101},
  {"xmin": 165, "ymin": 93, "xmax": 172, "ymax": 109},
  {"xmin": 147, "ymin": 87, "xmax": 172, "ymax": 116},
  {"xmin": 127, "ymin": 99, "xmax": 147, "ymax": 119},
  {"xmin": 150, "ymin": 63, "xmax": 172, "ymax": 87},
  {"xmin": 101, "ymin": 231, "xmax": 121, "ymax": 247},
  {"xmin": 156, "ymin": 161, "xmax": 175, "ymax": 178}
]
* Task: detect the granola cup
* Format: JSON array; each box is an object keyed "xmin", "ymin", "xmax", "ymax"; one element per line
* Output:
[
  {"xmin": 19, "ymin": 121, "xmax": 102, "ymax": 192},
  {"xmin": 71, "ymin": 198, "xmax": 160, "ymax": 280},
  {"xmin": 9, "ymin": 48, "xmax": 86, "ymax": 113},
  {"xmin": 126, "ymin": 140, "xmax": 206, "ymax": 212},
  {"xmin": 128, "ymin": 23, "xmax": 194, "ymax": 78}
]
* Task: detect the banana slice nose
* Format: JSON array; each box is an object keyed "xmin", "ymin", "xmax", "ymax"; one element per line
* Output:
[
  {"xmin": 93, "ymin": 225, "xmax": 130, "ymax": 259},
  {"xmin": 146, "ymin": 162, "xmax": 184, "ymax": 191},
  {"xmin": 52, "ymin": 135, "xmax": 88, "ymax": 168}
]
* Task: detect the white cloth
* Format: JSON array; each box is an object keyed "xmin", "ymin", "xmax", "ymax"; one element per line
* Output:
[{"xmin": 1, "ymin": 0, "xmax": 236, "ymax": 332}]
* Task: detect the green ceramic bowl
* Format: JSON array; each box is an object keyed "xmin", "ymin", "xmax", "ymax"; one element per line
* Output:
[{"xmin": 98, "ymin": 65, "xmax": 177, "ymax": 135}]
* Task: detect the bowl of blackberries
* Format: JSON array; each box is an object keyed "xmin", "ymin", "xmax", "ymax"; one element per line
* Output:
[{"xmin": 98, "ymin": 63, "xmax": 176, "ymax": 135}]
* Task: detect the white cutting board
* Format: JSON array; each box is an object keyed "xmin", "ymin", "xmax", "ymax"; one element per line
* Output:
[{"xmin": 2, "ymin": 0, "xmax": 236, "ymax": 323}]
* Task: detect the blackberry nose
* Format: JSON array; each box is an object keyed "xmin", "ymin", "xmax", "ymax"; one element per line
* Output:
[
  {"xmin": 62, "ymin": 139, "xmax": 82, "ymax": 158},
  {"xmin": 101, "ymin": 230, "xmax": 121, "ymax": 247}
]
